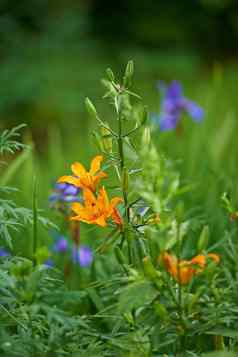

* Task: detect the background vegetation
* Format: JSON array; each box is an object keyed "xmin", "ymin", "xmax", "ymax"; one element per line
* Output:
[{"xmin": 1, "ymin": 2, "xmax": 238, "ymax": 355}]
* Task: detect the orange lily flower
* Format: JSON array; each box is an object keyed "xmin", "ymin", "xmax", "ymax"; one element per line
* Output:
[
  {"xmin": 58, "ymin": 155, "xmax": 107, "ymax": 192},
  {"xmin": 71, "ymin": 186, "xmax": 123, "ymax": 227},
  {"xmin": 162, "ymin": 252, "xmax": 220, "ymax": 285}
]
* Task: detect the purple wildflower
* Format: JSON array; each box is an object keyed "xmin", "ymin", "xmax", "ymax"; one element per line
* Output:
[
  {"xmin": 72, "ymin": 245, "xmax": 93, "ymax": 267},
  {"xmin": 0, "ymin": 248, "xmax": 10, "ymax": 257},
  {"xmin": 44, "ymin": 258, "xmax": 54, "ymax": 268},
  {"xmin": 49, "ymin": 182, "xmax": 80, "ymax": 206},
  {"xmin": 53, "ymin": 236, "xmax": 68, "ymax": 253},
  {"xmin": 152, "ymin": 80, "xmax": 204, "ymax": 131}
]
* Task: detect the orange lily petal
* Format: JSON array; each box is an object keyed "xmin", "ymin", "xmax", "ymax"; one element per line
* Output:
[
  {"xmin": 58, "ymin": 175, "xmax": 82, "ymax": 187},
  {"xmin": 80, "ymin": 174, "xmax": 94, "ymax": 191},
  {"xmin": 111, "ymin": 208, "xmax": 123, "ymax": 225},
  {"xmin": 178, "ymin": 266, "xmax": 195, "ymax": 285},
  {"xmin": 90, "ymin": 155, "xmax": 103, "ymax": 175},
  {"xmin": 110, "ymin": 197, "xmax": 123, "ymax": 208},
  {"xmin": 72, "ymin": 214, "xmax": 92, "ymax": 223},
  {"xmin": 71, "ymin": 202, "xmax": 84, "ymax": 215},
  {"xmin": 94, "ymin": 215, "xmax": 107, "ymax": 227},
  {"xmin": 191, "ymin": 254, "xmax": 206, "ymax": 268},
  {"xmin": 98, "ymin": 186, "xmax": 109, "ymax": 209},
  {"xmin": 163, "ymin": 252, "xmax": 177, "ymax": 278},
  {"xmin": 93, "ymin": 171, "xmax": 108, "ymax": 186},
  {"xmin": 71, "ymin": 162, "xmax": 87, "ymax": 177},
  {"xmin": 83, "ymin": 189, "xmax": 97, "ymax": 208}
]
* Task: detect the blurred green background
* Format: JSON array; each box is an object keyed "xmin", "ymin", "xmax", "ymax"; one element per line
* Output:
[{"xmin": 1, "ymin": 0, "xmax": 238, "ymax": 246}]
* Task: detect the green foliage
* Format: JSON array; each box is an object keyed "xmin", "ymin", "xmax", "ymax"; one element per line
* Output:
[{"xmin": 0, "ymin": 124, "xmax": 26, "ymax": 155}]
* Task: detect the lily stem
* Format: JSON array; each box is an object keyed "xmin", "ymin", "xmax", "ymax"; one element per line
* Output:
[
  {"xmin": 176, "ymin": 222, "xmax": 186, "ymax": 354},
  {"xmin": 117, "ymin": 103, "xmax": 131, "ymax": 265}
]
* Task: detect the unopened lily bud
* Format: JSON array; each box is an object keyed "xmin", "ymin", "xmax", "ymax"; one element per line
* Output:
[
  {"xmin": 140, "ymin": 106, "xmax": 148, "ymax": 126},
  {"xmin": 143, "ymin": 256, "xmax": 157, "ymax": 279},
  {"xmin": 142, "ymin": 127, "xmax": 151, "ymax": 146},
  {"xmin": 143, "ymin": 256, "xmax": 162, "ymax": 289},
  {"xmin": 101, "ymin": 79, "xmax": 117, "ymax": 98},
  {"xmin": 123, "ymin": 60, "xmax": 134, "ymax": 87},
  {"xmin": 106, "ymin": 68, "xmax": 115, "ymax": 82},
  {"xmin": 197, "ymin": 225, "xmax": 209, "ymax": 252},
  {"xmin": 85, "ymin": 98, "xmax": 98, "ymax": 120},
  {"xmin": 100, "ymin": 124, "xmax": 112, "ymax": 153}
]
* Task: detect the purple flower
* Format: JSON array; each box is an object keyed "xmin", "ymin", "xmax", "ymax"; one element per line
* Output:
[
  {"xmin": 72, "ymin": 245, "xmax": 93, "ymax": 267},
  {"xmin": 49, "ymin": 182, "xmax": 80, "ymax": 206},
  {"xmin": 44, "ymin": 258, "xmax": 54, "ymax": 268},
  {"xmin": 0, "ymin": 248, "xmax": 10, "ymax": 257},
  {"xmin": 152, "ymin": 80, "xmax": 204, "ymax": 131},
  {"xmin": 53, "ymin": 237, "xmax": 68, "ymax": 253}
]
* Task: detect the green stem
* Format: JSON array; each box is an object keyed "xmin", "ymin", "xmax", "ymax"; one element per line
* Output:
[
  {"xmin": 177, "ymin": 223, "xmax": 182, "ymax": 318},
  {"xmin": 176, "ymin": 222, "xmax": 186, "ymax": 354},
  {"xmin": 117, "ymin": 105, "xmax": 131, "ymax": 264},
  {"xmin": 32, "ymin": 176, "xmax": 38, "ymax": 264}
]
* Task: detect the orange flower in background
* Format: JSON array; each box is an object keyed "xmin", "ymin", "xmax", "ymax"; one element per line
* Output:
[
  {"xmin": 162, "ymin": 252, "xmax": 220, "ymax": 285},
  {"xmin": 207, "ymin": 253, "xmax": 220, "ymax": 264},
  {"xmin": 163, "ymin": 252, "xmax": 194, "ymax": 285},
  {"xmin": 58, "ymin": 155, "xmax": 107, "ymax": 192},
  {"xmin": 71, "ymin": 186, "xmax": 123, "ymax": 227}
]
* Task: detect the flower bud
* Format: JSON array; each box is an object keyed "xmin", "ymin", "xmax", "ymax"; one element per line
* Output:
[
  {"xmin": 85, "ymin": 98, "xmax": 98, "ymax": 120},
  {"xmin": 100, "ymin": 124, "xmax": 113, "ymax": 153},
  {"xmin": 197, "ymin": 225, "xmax": 209, "ymax": 252},
  {"xmin": 143, "ymin": 256, "xmax": 162, "ymax": 289},
  {"xmin": 106, "ymin": 68, "xmax": 115, "ymax": 82},
  {"xmin": 142, "ymin": 127, "xmax": 151, "ymax": 146},
  {"xmin": 123, "ymin": 60, "xmax": 134, "ymax": 87}
]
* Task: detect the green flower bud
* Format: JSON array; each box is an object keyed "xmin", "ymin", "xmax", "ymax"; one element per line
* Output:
[
  {"xmin": 142, "ymin": 127, "xmax": 151, "ymax": 146},
  {"xmin": 197, "ymin": 225, "xmax": 209, "ymax": 252},
  {"xmin": 106, "ymin": 68, "xmax": 115, "ymax": 82},
  {"xmin": 143, "ymin": 256, "xmax": 162, "ymax": 289},
  {"xmin": 85, "ymin": 97, "xmax": 98, "ymax": 119},
  {"xmin": 100, "ymin": 124, "xmax": 113, "ymax": 153},
  {"xmin": 123, "ymin": 60, "xmax": 134, "ymax": 87}
]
